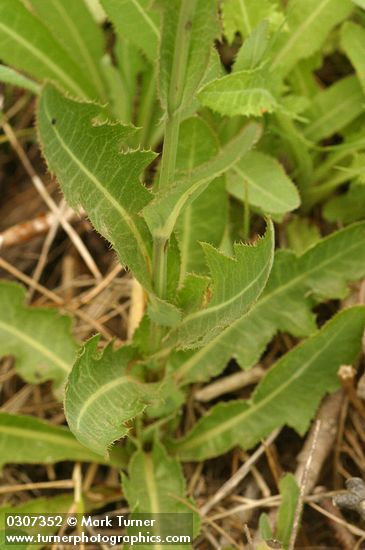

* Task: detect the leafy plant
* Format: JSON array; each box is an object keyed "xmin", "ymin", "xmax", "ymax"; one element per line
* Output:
[{"xmin": 1, "ymin": 0, "xmax": 365, "ymax": 546}]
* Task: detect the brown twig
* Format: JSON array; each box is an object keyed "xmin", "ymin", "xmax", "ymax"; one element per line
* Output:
[
  {"xmin": 288, "ymin": 420, "xmax": 321, "ymax": 550},
  {"xmin": 194, "ymin": 366, "xmax": 265, "ymax": 402},
  {"xmin": 201, "ymin": 430, "xmax": 280, "ymax": 515}
]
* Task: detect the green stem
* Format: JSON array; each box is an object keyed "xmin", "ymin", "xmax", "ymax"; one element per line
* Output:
[
  {"xmin": 156, "ymin": 114, "xmax": 181, "ymax": 191},
  {"xmin": 153, "ymin": 236, "xmax": 168, "ymax": 298}
]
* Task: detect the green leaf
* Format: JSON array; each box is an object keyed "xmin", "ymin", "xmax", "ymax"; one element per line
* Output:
[
  {"xmin": 303, "ymin": 76, "xmax": 365, "ymax": 142},
  {"xmin": 101, "ymin": 0, "xmax": 161, "ymax": 62},
  {"xmin": 0, "ymin": 64, "xmax": 40, "ymax": 94},
  {"xmin": 159, "ymin": 0, "xmax": 218, "ymax": 114},
  {"xmin": 258, "ymin": 513, "xmax": 274, "ymax": 540},
  {"xmin": 0, "ymin": 495, "xmax": 73, "ymax": 550},
  {"xmin": 170, "ymin": 306, "xmax": 365, "ymax": 460},
  {"xmin": 271, "ymin": 0, "xmax": 353, "ymax": 75},
  {"xmin": 222, "ymin": 0, "xmax": 279, "ymax": 42},
  {"xmin": 171, "ymin": 221, "xmax": 365, "ymax": 385},
  {"xmin": 227, "ymin": 151, "xmax": 300, "ymax": 214},
  {"xmin": 143, "ymin": 122, "xmax": 262, "ymax": 240},
  {"xmin": 123, "ymin": 442, "xmax": 200, "ymax": 550},
  {"xmin": 0, "ymin": 413, "xmax": 105, "ymax": 469},
  {"xmin": 352, "ymin": 0, "xmax": 365, "ymax": 8},
  {"xmin": 28, "ymin": 0, "xmax": 106, "ymax": 100},
  {"xmin": 276, "ymin": 474, "xmax": 300, "ymax": 549},
  {"xmin": 163, "ymin": 221, "xmax": 274, "ymax": 349},
  {"xmin": 233, "ymin": 21, "xmax": 270, "ymax": 72},
  {"xmin": 198, "ymin": 67, "xmax": 280, "ymax": 118},
  {"xmin": 0, "ymin": 281, "xmax": 77, "ymax": 397},
  {"xmin": 341, "ymin": 21, "xmax": 365, "ymax": 93},
  {"xmin": 37, "ymin": 84, "xmax": 156, "ymax": 291},
  {"xmin": 324, "ymin": 183, "xmax": 365, "ymax": 224},
  {"xmin": 65, "ymin": 338, "xmax": 161, "ymax": 456},
  {"xmin": 286, "ymin": 217, "xmax": 321, "ymax": 254},
  {"xmin": 175, "ymin": 117, "xmax": 227, "ymax": 281},
  {"xmin": 0, "ymin": 0, "xmax": 95, "ymax": 99}
]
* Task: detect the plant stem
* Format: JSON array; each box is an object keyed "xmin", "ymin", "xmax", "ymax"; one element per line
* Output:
[{"xmin": 156, "ymin": 114, "xmax": 181, "ymax": 192}]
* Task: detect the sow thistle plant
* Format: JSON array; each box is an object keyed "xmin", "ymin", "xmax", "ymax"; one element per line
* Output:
[{"xmin": 1, "ymin": 0, "xmax": 365, "ymax": 547}]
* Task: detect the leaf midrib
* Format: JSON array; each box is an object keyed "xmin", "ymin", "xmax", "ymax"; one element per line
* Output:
[
  {"xmin": 175, "ymin": 227, "xmax": 365, "ymax": 380},
  {"xmin": 171, "ymin": 243, "xmax": 272, "ymax": 327},
  {"xmin": 232, "ymin": 165, "xmax": 295, "ymax": 211},
  {"xmin": 75, "ymin": 376, "xmax": 143, "ymax": 429},
  {"xmin": 0, "ymin": 423, "xmax": 90, "ymax": 452},
  {"xmin": 43, "ymin": 99, "xmax": 152, "ymax": 277},
  {"xmin": 178, "ymin": 318, "xmax": 342, "ymax": 453},
  {"xmin": 272, "ymin": 0, "xmax": 332, "ymax": 68},
  {"xmin": 0, "ymin": 320, "xmax": 70, "ymax": 373},
  {"xmin": 305, "ymin": 87, "xmax": 363, "ymax": 137},
  {"xmin": 0, "ymin": 21, "xmax": 85, "ymax": 98},
  {"xmin": 48, "ymin": 0, "xmax": 105, "ymax": 97},
  {"xmin": 130, "ymin": 0, "xmax": 160, "ymax": 38}
]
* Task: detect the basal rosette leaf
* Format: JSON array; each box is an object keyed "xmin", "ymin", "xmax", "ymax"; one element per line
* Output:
[
  {"xmin": 172, "ymin": 221, "xmax": 365, "ymax": 385},
  {"xmin": 0, "ymin": 0, "xmax": 96, "ymax": 99},
  {"xmin": 170, "ymin": 307, "xmax": 365, "ymax": 460},
  {"xmin": 65, "ymin": 338, "xmax": 163, "ymax": 456},
  {"xmin": 37, "ymin": 84, "xmax": 156, "ymax": 291},
  {"xmin": 0, "ymin": 281, "xmax": 78, "ymax": 397},
  {"xmin": 28, "ymin": 0, "xmax": 107, "ymax": 100},
  {"xmin": 0, "ymin": 413, "xmax": 106, "ymax": 470},
  {"xmin": 123, "ymin": 442, "xmax": 200, "ymax": 550}
]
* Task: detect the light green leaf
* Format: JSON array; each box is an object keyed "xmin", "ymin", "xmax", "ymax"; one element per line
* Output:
[
  {"xmin": 352, "ymin": 0, "xmax": 365, "ymax": 8},
  {"xmin": 148, "ymin": 295, "xmax": 182, "ymax": 327},
  {"xmin": 143, "ymin": 122, "xmax": 262, "ymax": 240},
  {"xmin": 324, "ymin": 183, "xmax": 365, "ymax": 224},
  {"xmin": 0, "ymin": 281, "xmax": 77, "ymax": 397},
  {"xmin": 172, "ymin": 221, "xmax": 365, "ymax": 385},
  {"xmin": 303, "ymin": 76, "xmax": 365, "ymax": 142},
  {"xmin": 0, "ymin": 413, "xmax": 106, "ymax": 469},
  {"xmin": 286, "ymin": 217, "xmax": 321, "ymax": 254},
  {"xmin": 101, "ymin": 0, "xmax": 160, "ymax": 62},
  {"xmin": 65, "ymin": 338, "xmax": 161, "ymax": 456},
  {"xmin": 0, "ymin": 0, "xmax": 95, "ymax": 99},
  {"xmin": 123, "ymin": 442, "xmax": 199, "ymax": 550},
  {"xmin": 341, "ymin": 22, "xmax": 365, "ymax": 93},
  {"xmin": 198, "ymin": 67, "xmax": 280, "ymax": 118},
  {"xmin": 276, "ymin": 474, "xmax": 300, "ymax": 549},
  {"xmin": 37, "ymin": 84, "xmax": 156, "ymax": 290},
  {"xmin": 258, "ymin": 513, "xmax": 274, "ymax": 541},
  {"xmin": 0, "ymin": 64, "xmax": 40, "ymax": 94},
  {"xmin": 159, "ymin": 0, "xmax": 218, "ymax": 114},
  {"xmin": 227, "ymin": 151, "xmax": 300, "ymax": 214},
  {"xmin": 170, "ymin": 307, "xmax": 365, "ymax": 460},
  {"xmin": 0, "ymin": 495, "xmax": 73, "ymax": 550},
  {"xmin": 222, "ymin": 0, "xmax": 279, "ymax": 42},
  {"xmin": 272, "ymin": 0, "xmax": 353, "ymax": 75},
  {"xmin": 175, "ymin": 117, "xmax": 227, "ymax": 281},
  {"xmin": 163, "ymin": 221, "xmax": 274, "ymax": 349},
  {"xmin": 233, "ymin": 21, "xmax": 270, "ymax": 72},
  {"xmin": 28, "ymin": 0, "xmax": 106, "ymax": 100}
]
